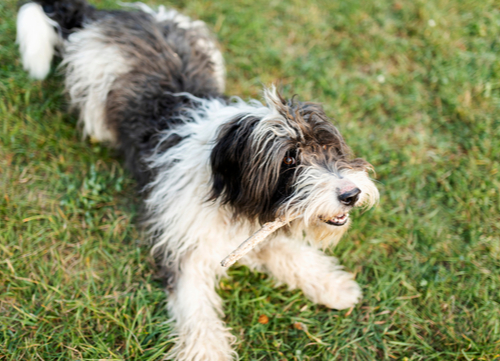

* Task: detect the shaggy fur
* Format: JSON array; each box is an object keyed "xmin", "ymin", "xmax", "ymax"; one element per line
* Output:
[{"xmin": 17, "ymin": 1, "xmax": 379, "ymax": 360}]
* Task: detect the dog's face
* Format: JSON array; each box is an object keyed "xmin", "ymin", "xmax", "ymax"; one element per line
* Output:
[{"xmin": 211, "ymin": 88, "xmax": 379, "ymax": 242}]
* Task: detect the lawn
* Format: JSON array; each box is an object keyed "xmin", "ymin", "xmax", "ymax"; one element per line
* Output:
[{"xmin": 1, "ymin": 0, "xmax": 499, "ymax": 359}]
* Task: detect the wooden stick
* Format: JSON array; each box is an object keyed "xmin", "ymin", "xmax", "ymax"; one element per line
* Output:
[{"xmin": 221, "ymin": 216, "xmax": 296, "ymax": 267}]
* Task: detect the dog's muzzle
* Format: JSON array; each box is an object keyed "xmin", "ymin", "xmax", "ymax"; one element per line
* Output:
[{"xmin": 323, "ymin": 185, "xmax": 361, "ymax": 226}]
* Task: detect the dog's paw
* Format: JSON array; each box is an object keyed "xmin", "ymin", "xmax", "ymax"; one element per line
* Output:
[
  {"xmin": 317, "ymin": 271, "xmax": 362, "ymax": 310},
  {"xmin": 166, "ymin": 327, "xmax": 236, "ymax": 361}
]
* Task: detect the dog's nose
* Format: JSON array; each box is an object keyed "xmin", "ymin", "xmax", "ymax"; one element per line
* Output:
[{"xmin": 338, "ymin": 187, "xmax": 361, "ymax": 207}]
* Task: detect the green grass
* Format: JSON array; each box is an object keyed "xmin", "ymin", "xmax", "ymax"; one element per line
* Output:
[{"xmin": 1, "ymin": 0, "xmax": 500, "ymax": 359}]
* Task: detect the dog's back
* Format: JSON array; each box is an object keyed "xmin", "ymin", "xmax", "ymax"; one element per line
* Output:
[{"xmin": 17, "ymin": 0, "xmax": 225, "ymax": 185}]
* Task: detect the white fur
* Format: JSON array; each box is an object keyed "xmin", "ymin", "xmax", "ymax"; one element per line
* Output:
[
  {"xmin": 16, "ymin": 2, "xmax": 61, "ymax": 80},
  {"xmin": 285, "ymin": 166, "xmax": 378, "ymax": 225},
  {"xmin": 165, "ymin": 247, "xmax": 237, "ymax": 361},
  {"xmin": 62, "ymin": 26, "xmax": 131, "ymax": 144},
  {"xmin": 243, "ymin": 236, "xmax": 362, "ymax": 309}
]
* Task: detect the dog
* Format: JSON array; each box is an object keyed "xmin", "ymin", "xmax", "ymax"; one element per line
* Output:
[{"xmin": 16, "ymin": 1, "xmax": 379, "ymax": 359}]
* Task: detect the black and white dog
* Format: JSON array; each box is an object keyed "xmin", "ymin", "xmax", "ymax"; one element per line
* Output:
[{"xmin": 17, "ymin": 1, "xmax": 379, "ymax": 359}]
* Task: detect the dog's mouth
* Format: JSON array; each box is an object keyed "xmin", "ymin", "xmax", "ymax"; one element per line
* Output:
[{"xmin": 323, "ymin": 213, "xmax": 349, "ymax": 226}]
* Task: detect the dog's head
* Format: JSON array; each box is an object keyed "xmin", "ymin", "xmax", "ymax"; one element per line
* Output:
[{"xmin": 210, "ymin": 87, "xmax": 379, "ymax": 243}]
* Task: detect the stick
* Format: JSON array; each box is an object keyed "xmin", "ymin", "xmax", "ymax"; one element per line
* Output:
[{"xmin": 221, "ymin": 216, "xmax": 296, "ymax": 267}]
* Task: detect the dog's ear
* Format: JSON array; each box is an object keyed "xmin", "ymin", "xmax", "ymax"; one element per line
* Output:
[
  {"xmin": 210, "ymin": 114, "xmax": 290, "ymax": 222},
  {"xmin": 210, "ymin": 115, "xmax": 258, "ymax": 206}
]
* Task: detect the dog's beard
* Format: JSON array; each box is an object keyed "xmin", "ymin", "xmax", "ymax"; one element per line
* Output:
[
  {"xmin": 272, "ymin": 166, "xmax": 377, "ymax": 244},
  {"xmin": 283, "ymin": 167, "xmax": 378, "ymax": 223}
]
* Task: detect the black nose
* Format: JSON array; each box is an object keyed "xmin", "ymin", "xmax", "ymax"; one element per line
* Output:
[{"xmin": 338, "ymin": 188, "xmax": 361, "ymax": 207}]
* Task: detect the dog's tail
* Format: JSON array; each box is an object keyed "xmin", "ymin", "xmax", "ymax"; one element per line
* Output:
[{"xmin": 16, "ymin": 0, "xmax": 93, "ymax": 79}]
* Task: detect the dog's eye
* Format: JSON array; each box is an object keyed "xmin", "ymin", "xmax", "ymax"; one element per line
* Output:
[{"xmin": 283, "ymin": 156, "xmax": 296, "ymax": 165}]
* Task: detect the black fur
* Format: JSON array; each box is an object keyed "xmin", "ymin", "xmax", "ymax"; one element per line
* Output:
[
  {"xmin": 102, "ymin": 12, "xmax": 224, "ymax": 187},
  {"xmin": 32, "ymin": 0, "xmax": 96, "ymax": 38},
  {"xmin": 209, "ymin": 114, "xmax": 279, "ymax": 221}
]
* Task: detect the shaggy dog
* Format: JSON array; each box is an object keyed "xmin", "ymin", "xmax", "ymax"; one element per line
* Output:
[{"xmin": 17, "ymin": 1, "xmax": 379, "ymax": 359}]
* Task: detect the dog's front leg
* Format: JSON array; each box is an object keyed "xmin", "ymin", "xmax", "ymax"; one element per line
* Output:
[
  {"xmin": 166, "ymin": 248, "xmax": 236, "ymax": 361},
  {"xmin": 249, "ymin": 237, "xmax": 362, "ymax": 310}
]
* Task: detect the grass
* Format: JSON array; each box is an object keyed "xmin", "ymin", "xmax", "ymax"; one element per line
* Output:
[{"xmin": 1, "ymin": 0, "xmax": 499, "ymax": 359}]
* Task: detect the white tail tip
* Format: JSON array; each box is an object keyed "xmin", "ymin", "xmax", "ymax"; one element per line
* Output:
[{"xmin": 17, "ymin": 2, "xmax": 60, "ymax": 80}]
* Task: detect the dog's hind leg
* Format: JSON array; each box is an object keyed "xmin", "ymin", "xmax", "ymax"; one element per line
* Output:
[
  {"xmin": 246, "ymin": 237, "xmax": 362, "ymax": 310},
  {"xmin": 165, "ymin": 248, "xmax": 236, "ymax": 361}
]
